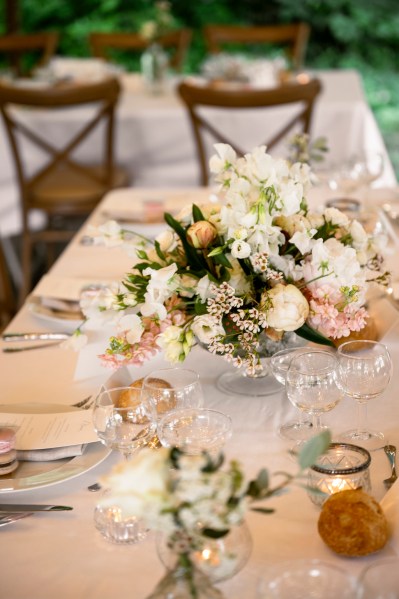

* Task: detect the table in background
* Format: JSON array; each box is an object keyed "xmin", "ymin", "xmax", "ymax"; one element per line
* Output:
[{"xmin": 1, "ymin": 186, "xmax": 399, "ymax": 598}]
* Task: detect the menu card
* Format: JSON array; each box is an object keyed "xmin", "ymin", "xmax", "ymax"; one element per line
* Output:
[{"xmin": 0, "ymin": 410, "xmax": 98, "ymax": 450}]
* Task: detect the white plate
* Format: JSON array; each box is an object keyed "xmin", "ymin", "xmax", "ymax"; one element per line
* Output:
[
  {"xmin": 0, "ymin": 403, "xmax": 110, "ymax": 493},
  {"xmin": 0, "ymin": 442, "xmax": 110, "ymax": 493},
  {"xmin": 27, "ymin": 296, "xmax": 83, "ymax": 332}
]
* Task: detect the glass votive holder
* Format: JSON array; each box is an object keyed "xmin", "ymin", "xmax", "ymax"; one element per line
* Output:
[
  {"xmin": 308, "ymin": 443, "xmax": 371, "ymax": 508},
  {"xmin": 157, "ymin": 407, "xmax": 232, "ymax": 456},
  {"xmin": 94, "ymin": 503, "xmax": 148, "ymax": 545}
]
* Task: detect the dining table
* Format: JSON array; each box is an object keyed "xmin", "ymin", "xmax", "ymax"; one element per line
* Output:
[{"xmin": 1, "ymin": 180, "xmax": 399, "ymax": 598}]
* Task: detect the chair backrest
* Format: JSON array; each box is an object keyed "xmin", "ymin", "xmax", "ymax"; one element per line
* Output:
[
  {"xmin": 177, "ymin": 78, "xmax": 322, "ymax": 185},
  {"xmin": 0, "ymin": 239, "xmax": 15, "ymax": 331},
  {"xmin": 89, "ymin": 29, "xmax": 192, "ymax": 72},
  {"xmin": 0, "ymin": 32, "xmax": 59, "ymax": 77},
  {"xmin": 0, "ymin": 76, "xmax": 121, "ymax": 213},
  {"xmin": 203, "ymin": 23, "xmax": 310, "ymax": 71}
]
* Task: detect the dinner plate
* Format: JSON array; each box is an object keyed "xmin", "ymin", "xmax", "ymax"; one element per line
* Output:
[
  {"xmin": 0, "ymin": 442, "xmax": 110, "ymax": 493},
  {"xmin": 27, "ymin": 295, "xmax": 83, "ymax": 331}
]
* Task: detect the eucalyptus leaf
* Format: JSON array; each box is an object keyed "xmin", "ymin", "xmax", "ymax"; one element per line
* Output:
[{"xmin": 297, "ymin": 430, "xmax": 331, "ymax": 470}]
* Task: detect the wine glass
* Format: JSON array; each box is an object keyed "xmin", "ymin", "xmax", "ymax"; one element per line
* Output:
[
  {"xmin": 93, "ymin": 385, "xmax": 156, "ymax": 460},
  {"xmin": 337, "ymin": 340, "xmax": 392, "ymax": 451},
  {"xmin": 358, "ymin": 558, "xmax": 399, "ymax": 599},
  {"xmin": 270, "ymin": 347, "xmax": 313, "ymax": 440},
  {"xmin": 326, "ymin": 152, "xmax": 384, "ymax": 197},
  {"xmin": 257, "ymin": 559, "xmax": 356, "ymax": 599},
  {"xmin": 140, "ymin": 367, "xmax": 204, "ymax": 425},
  {"xmin": 92, "ymin": 385, "xmax": 156, "ymax": 544},
  {"xmin": 285, "ymin": 350, "xmax": 343, "ymax": 441}
]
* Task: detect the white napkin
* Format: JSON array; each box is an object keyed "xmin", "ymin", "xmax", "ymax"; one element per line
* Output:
[
  {"xmin": 16, "ymin": 444, "xmax": 87, "ymax": 462},
  {"xmin": 381, "ymin": 478, "xmax": 399, "ymax": 554},
  {"xmin": 48, "ymin": 57, "xmax": 115, "ymax": 82}
]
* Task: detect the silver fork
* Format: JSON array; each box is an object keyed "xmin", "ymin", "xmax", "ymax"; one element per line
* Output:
[{"xmin": 0, "ymin": 512, "xmax": 33, "ymax": 527}]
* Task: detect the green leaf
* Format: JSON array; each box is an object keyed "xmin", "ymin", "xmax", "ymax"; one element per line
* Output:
[
  {"xmin": 214, "ymin": 253, "xmax": 232, "ymax": 268},
  {"xmin": 192, "ymin": 204, "xmax": 205, "ymax": 222},
  {"xmin": 296, "ymin": 323, "xmax": 335, "ymax": 347},
  {"xmin": 194, "ymin": 299, "xmax": 208, "ymax": 315},
  {"xmin": 202, "ymin": 527, "xmax": 230, "ymax": 539},
  {"xmin": 207, "ymin": 246, "xmax": 224, "ymax": 257},
  {"xmin": 250, "ymin": 507, "xmax": 275, "ymax": 514},
  {"xmin": 256, "ymin": 468, "xmax": 269, "ymax": 490},
  {"xmin": 154, "ymin": 240, "xmax": 165, "ymax": 262},
  {"xmin": 164, "ymin": 212, "xmax": 206, "ymax": 271},
  {"xmin": 297, "ymin": 430, "xmax": 331, "ymax": 470}
]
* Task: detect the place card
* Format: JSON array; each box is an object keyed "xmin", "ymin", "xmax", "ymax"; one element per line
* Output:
[{"xmin": 0, "ymin": 410, "xmax": 98, "ymax": 450}]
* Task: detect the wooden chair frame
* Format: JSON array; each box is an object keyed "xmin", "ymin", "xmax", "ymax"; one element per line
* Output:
[
  {"xmin": 203, "ymin": 23, "xmax": 310, "ymax": 71},
  {"xmin": 0, "ymin": 32, "xmax": 59, "ymax": 76},
  {"xmin": 0, "ymin": 238, "xmax": 15, "ymax": 331},
  {"xmin": 89, "ymin": 29, "xmax": 192, "ymax": 72},
  {"xmin": 178, "ymin": 78, "xmax": 322, "ymax": 185},
  {"xmin": 0, "ymin": 76, "xmax": 126, "ymax": 300}
]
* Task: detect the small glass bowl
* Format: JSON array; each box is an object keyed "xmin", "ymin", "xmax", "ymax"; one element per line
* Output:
[
  {"xmin": 157, "ymin": 407, "xmax": 232, "ymax": 455},
  {"xmin": 308, "ymin": 442, "xmax": 371, "ymax": 508}
]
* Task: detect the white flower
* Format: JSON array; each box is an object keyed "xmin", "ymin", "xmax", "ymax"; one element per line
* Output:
[
  {"xmin": 289, "ymin": 228, "xmax": 317, "ymax": 254},
  {"xmin": 80, "ymin": 283, "xmax": 121, "ymax": 329},
  {"xmin": 324, "ymin": 207, "xmax": 350, "ymax": 227},
  {"xmin": 116, "ymin": 314, "xmax": 144, "ymax": 345},
  {"xmin": 156, "ymin": 230, "xmax": 178, "ymax": 253},
  {"xmin": 191, "ymin": 315, "xmax": 225, "ymax": 344},
  {"xmin": 349, "ymin": 219, "xmax": 368, "ymax": 250},
  {"xmin": 60, "ymin": 330, "xmax": 88, "ymax": 351},
  {"xmin": 230, "ymin": 239, "xmax": 251, "ymax": 259},
  {"xmin": 157, "ymin": 326, "xmax": 194, "ymax": 363},
  {"xmin": 209, "ymin": 143, "xmax": 237, "ymax": 173},
  {"xmin": 264, "ymin": 284, "xmax": 309, "ymax": 331},
  {"xmin": 196, "ymin": 275, "xmax": 213, "ymax": 303},
  {"xmin": 141, "ymin": 263, "xmax": 178, "ymax": 319},
  {"xmin": 100, "ymin": 448, "xmax": 172, "ymax": 519}
]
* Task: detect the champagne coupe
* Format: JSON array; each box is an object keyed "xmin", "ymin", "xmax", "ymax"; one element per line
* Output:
[
  {"xmin": 285, "ymin": 350, "xmax": 343, "ymax": 441},
  {"xmin": 270, "ymin": 347, "xmax": 312, "ymax": 440},
  {"xmin": 337, "ymin": 340, "xmax": 392, "ymax": 451},
  {"xmin": 140, "ymin": 367, "xmax": 204, "ymax": 425}
]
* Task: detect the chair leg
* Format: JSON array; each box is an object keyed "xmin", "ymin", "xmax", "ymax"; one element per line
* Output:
[{"xmin": 19, "ymin": 232, "xmax": 32, "ymax": 306}]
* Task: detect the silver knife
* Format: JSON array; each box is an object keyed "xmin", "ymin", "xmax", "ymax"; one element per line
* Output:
[
  {"xmin": 2, "ymin": 332, "xmax": 71, "ymax": 342},
  {"xmin": 0, "ymin": 504, "xmax": 73, "ymax": 512},
  {"xmin": 3, "ymin": 342, "xmax": 63, "ymax": 353}
]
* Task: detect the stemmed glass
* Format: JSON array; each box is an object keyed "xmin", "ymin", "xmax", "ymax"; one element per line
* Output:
[
  {"xmin": 325, "ymin": 152, "xmax": 384, "ymax": 197},
  {"xmin": 92, "ymin": 385, "xmax": 157, "ymax": 544},
  {"xmin": 270, "ymin": 347, "xmax": 312, "ymax": 440},
  {"xmin": 285, "ymin": 350, "xmax": 343, "ymax": 443},
  {"xmin": 140, "ymin": 367, "xmax": 204, "ymax": 425},
  {"xmin": 337, "ymin": 340, "xmax": 392, "ymax": 451}
]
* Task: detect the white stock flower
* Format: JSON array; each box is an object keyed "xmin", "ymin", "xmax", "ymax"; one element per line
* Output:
[
  {"xmin": 116, "ymin": 314, "xmax": 144, "ymax": 345},
  {"xmin": 264, "ymin": 283, "xmax": 309, "ymax": 331},
  {"xmin": 289, "ymin": 228, "xmax": 317, "ymax": 254},
  {"xmin": 278, "ymin": 180, "xmax": 303, "ymax": 216},
  {"xmin": 141, "ymin": 263, "xmax": 178, "ymax": 319},
  {"xmin": 80, "ymin": 283, "xmax": 121, "ymax": 329},
  {"xmin": 196, "ymin": 275, "xmax": 212, "ymax": 302},
  {"xmin": 191, "ymin": 315, "xmax": 225, "ymax": 344},
  {"xmin": 349, "ymin": 220, "xmax": 368, "ymax": 250},
  {"xmin": 230, "ymin": 239, "xmax": 251, "ymax": 259}
]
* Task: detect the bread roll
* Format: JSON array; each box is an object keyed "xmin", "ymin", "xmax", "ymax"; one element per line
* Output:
[{"xmin": 318, "ymin": 489, "xmax": 389, "ymax": 556}]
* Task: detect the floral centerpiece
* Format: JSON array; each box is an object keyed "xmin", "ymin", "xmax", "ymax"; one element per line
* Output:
[
  {"xmin": 82, "ymin": 143, "xmax": 389, "ymax": 374},
  {"xmin": 139, "ymin": 1, "xmax": 178, "ymax": 42},
  {"xmin": 100, "ymin": 432, "xmax": 331, "ymax": 598}
]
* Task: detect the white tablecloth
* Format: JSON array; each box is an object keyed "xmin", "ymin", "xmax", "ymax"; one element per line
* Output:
[
  {"xmin": 1, "ymin": 186, "xmax": 399, "ymax": 598},
  {"xmin": 0, "ymin": 70, "xmax": 397, "ymax": 238}
]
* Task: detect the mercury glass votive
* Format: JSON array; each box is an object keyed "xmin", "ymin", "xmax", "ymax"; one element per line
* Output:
[{"xmin": 308, "ymin": 443, "xmax": 371, "ymax": 508}]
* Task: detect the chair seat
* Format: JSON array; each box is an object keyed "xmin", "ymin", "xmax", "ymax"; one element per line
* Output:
[{"xmin": 29, "ymin": 163, "xmax": 130, "ymax": 214}]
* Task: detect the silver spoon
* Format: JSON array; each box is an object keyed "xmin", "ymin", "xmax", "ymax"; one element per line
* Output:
[{"xmin": 383, "ymin": 444, "xmax": 398, "ymax": 489}]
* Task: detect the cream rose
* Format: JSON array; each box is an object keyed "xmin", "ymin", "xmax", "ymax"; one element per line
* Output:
[
  {"xmin": 187, "ymin": 220, "xmax": 218, "ymax": 249},
  {"xmin": 263, "ymin": 283, "xmax": 309, "ymax": 331}
]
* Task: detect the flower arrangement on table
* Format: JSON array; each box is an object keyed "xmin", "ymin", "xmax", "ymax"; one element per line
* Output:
[
  {"xmin": 100, "ymin": 431, "xmax": 331, "ymax": 597},
  {"xmin": 81, "ymin": 143, "xmax": 389, "ymax": 373},
  {"xmin": 139, "ymin": 1, "xmax": 178, "ymax": 42}
]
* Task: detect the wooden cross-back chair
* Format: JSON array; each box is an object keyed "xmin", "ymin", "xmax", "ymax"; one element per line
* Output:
[
  {"xmin": 0, "ymin": 76, "xmax": 130, "ymax": 301},
  {"xmin": 0, "ymin": 32, "xmax": 59, "ymax": 77},
  {"xmin": 0, "ymin": 239, "xmax": 15, "ymax": 331},
  {"xmin": 177, "ymin": 78, "xmax": 322, "ymax": 185},
  {"xmin": 203, "ymin": 23, "xmax": 310, "ymax": 71},
  {"xmin": 89, "ymin": 29, "xmax": 192, "ymax": 72}
]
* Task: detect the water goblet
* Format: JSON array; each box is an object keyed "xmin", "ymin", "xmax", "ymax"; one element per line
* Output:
[
  {"xmin": 337, "ymin": 340, "xmax": 393, "ymax": 451},
  {"xmin": 157, "ymin": 407, "xmax": 232, "ymax": 456},
  {"xmin": 270, "ymin": 347, "xmax": 312, "ymax": 441},
  {"xmin": 285, "ymin": 349, "xmax": 343, "ymax": 442},
  {"xmin": 140, "ymin": 367, "xmax": 204, "ymax": 425}
]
